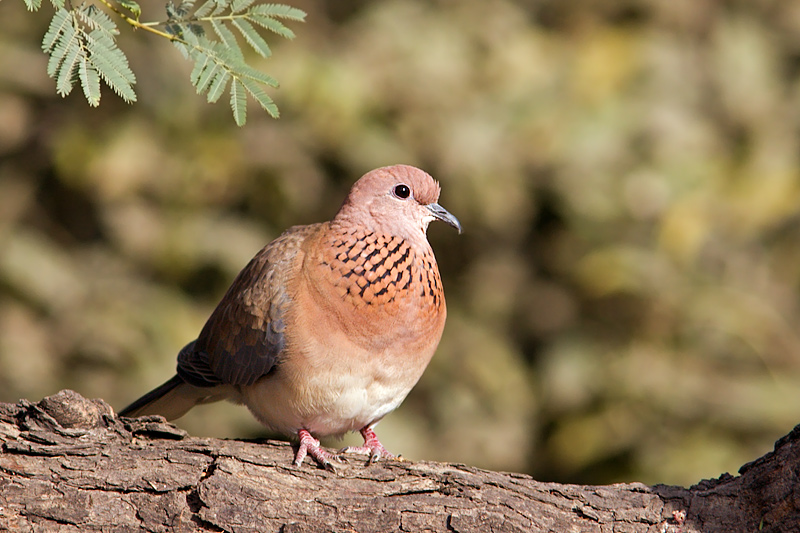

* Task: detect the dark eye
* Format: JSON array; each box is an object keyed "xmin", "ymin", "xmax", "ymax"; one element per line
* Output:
[{"xmin": 393, "ymin": 184, "xmax": 411, "ymax": 199}]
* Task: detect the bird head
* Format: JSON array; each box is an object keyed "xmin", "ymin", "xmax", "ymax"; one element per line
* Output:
[{"xmin": 335, "ymin": 165, "xmax": 462, "ymax": 243}]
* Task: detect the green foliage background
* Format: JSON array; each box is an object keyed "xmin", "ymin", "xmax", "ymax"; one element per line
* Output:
[{"xmin": 2, "ymin": 0, "xmax": 800, "ymax": 486}]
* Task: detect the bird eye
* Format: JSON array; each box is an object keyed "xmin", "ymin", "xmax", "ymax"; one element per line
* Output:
[{"xmin": 393, "ymin": 184, "xmax": 411, "ymax": 199}]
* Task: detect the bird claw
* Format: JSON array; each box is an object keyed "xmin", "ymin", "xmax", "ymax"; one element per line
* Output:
[
  {"xmin": 339, "ymin": 444, "xmax": 395, "ymax": 464},
  {"xmin": 338, "ymin": 426, "xmax": 395, "ymax": 465},
  {"xmin": 295, "ymin": 427, "xmax": 396, "ymax": 470},
  {"xmin": 295, "ymin": 429, "xmax": 339, "ymax": 472}
]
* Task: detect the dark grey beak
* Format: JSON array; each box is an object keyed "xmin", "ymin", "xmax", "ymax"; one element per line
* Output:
[{"xmin": 427, "ymin": 203, "xmax": 462, "ymax": 234}]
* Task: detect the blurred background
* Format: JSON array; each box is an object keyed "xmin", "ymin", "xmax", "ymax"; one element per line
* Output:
[{"xmin": 2, "ymin": 0, "xmax": 800, "ymax": 487}]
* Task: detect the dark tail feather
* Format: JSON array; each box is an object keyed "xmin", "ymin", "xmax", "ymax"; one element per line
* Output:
[
  {"xmin": 119, "ymin": 374, "xmax": 235, "ymax": 420},
  {"xmin": 119, "ymin": 374, "xmax": 186, "ymax": 418}
]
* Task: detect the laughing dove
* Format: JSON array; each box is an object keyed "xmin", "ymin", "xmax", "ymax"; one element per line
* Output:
[{"xmin": 120, "ymin": 164, "xmax": 461, "ymax": 469}]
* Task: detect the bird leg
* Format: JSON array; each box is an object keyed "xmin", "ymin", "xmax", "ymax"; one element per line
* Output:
[
  {"xmin": 294, "ymin": 429, "xmax": 337, "ymax": 472},
  {"xmin": 339, "ymin": 426, "xmax": 396, "ymax": 464}
]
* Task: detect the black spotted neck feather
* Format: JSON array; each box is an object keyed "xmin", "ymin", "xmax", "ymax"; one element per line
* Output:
[{"xmin": 317, "ymin": 225, "xmax": 444, "ymax": 311}]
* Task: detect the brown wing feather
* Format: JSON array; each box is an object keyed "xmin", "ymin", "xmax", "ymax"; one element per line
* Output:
[{"xmin": 177, "ymin": 224, "xmax": 321, "ymax": 387}]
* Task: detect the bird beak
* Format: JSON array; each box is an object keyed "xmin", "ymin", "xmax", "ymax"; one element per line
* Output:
[{"xmin": 427, "ymin": 203, "xmax": 462, "ymax": 234}]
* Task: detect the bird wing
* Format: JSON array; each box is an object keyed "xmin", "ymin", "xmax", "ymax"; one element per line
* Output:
[{"xmin": 177, "ymin": 223, "xmax": 321, "ymax": 387}]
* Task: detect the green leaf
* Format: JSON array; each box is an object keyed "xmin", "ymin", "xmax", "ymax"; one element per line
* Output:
[
  {"xmin": 230, "ymin": 78, "xmax": 246, "ymax": 126},
  {"xmin": 193, "ymin": 0, "xmax": 216, "ymax": 18},
  {"xmin": 23, "ymin": 0, "xmax": 43, "ymax": 12},
  {"xmin": 42, "ymin": 8, "xmax": 74, "ymax": 54},
  {"xmin": 240, "ymin": 76, "xmax": 278, "ymax": 118},
  {"xmin": 170, "ymin": 38, "xmax": 191, "ymax": 59},
  {"xmin": 55, "ymin": 39, "xmax": 81, "ymax": 96},
  {"xmin": 77, "ymin": 5, "xmax": 119, "ymax": 36},
  {"xmin": 249, "ymin": 3, "xmax": 306, "ymax": 21},
  {"xmin": 229, "ymin": 0, "xmax": 255, "ymax": 14},
  {"xmin": 168, "ymin": 21, "xmax": 204, "ymax": 46},
  {"xmin": 206, "ymin": 68, "xmax": 230, "ymax": 103},
  {"xmin": 168, "ymin": 0, "xmax": 195, "ymax": 18},
  {"xmin": 165, "ymin": 1, "xmax": 179, "ymax": 19},
  {"xmin": 247, "ymin": 14, "xmax": 294, "ymax": 39},
  {"xmin": 163, "ymin": 1, "xmax": 305, "ymax": 124},
  {"xmin": 43, "ymin": 9, "xmax": 81, "ymax": 95},
  {"xmin": 45, "ymin": 29, "xmax": 75, "ymax": 79},
  {"xmin": 117, "ymin": 0, "xmax": 142, "ymax": 20},
  {"xmin": 84, "ymin": 26, "xmax": 137, "ymax": 103},
  {"xmin": 78, "ymin": 58, "xmax": 102, "ymax": 106},
  {"xmin": 195, "ymin": 59, "xmax": 221, "ymax": 93},
  {"xmin": 236, "ymin": 63, "xmax": 278, "ymax": 87},
  {"xmin": 42, "ymin": 5, "xmax": 137, "ymax": 106},
  {"xmin": 210, "ymin": 19, "xmax": 242, "ymax": 58},
  {"xmin": 190, "ymin": 52, "xmax": 213, "ymax": 87},
  {"xmin": 196, "ymin": 0, "xmax": 228, "ymax": 16},
  {"xmin": 232, "ymin": 18, "xmax": 271, "ymax": 57}
]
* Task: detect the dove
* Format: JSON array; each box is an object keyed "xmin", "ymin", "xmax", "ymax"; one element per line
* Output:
[{"xmin": 121, "ymin": 164, "xmax": 461, "ymax": 469}]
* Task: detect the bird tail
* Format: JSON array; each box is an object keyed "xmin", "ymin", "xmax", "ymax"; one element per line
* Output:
[{"xmin": 119, "ymin": 374, "xmax": 235, "ymax": 421}]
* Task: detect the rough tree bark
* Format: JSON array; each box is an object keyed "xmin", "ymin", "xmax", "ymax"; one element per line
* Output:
[{"xmin": 0, "ymin": 390, "xmax": 798, "ymax": 532}]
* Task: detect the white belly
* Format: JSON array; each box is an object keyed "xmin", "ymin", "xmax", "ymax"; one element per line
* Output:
[{"xmin": 240, "ymin": 362, "xmax": 418, "ymax": 437}]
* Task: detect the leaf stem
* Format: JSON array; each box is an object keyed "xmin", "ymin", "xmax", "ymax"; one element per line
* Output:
[{"xmin": 94, "ymin": 0, "xmax": 178, "ymax": 40}]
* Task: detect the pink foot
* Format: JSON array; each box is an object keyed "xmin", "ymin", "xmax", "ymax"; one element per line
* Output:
[
  {"xmin": 295, "ymin": 429, "xmax": 337, "ymax": 472},
  {"xmin": 340, "ymin": 426, "xmax": 396, "ymax": 464}
]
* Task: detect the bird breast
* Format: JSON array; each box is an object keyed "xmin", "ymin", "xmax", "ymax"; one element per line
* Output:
[
  {"xmin": 316, "ymin": 227, "xmax": 444, "ymax": 316},
  {"xmin": 295, "ymin": 224, "xmax": 447, "ymax": 359}
]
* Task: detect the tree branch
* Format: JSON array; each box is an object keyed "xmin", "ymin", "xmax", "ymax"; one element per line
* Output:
[{"xmin": 0, "ymin": 390, "xmax": 797, "ymax": 532}]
